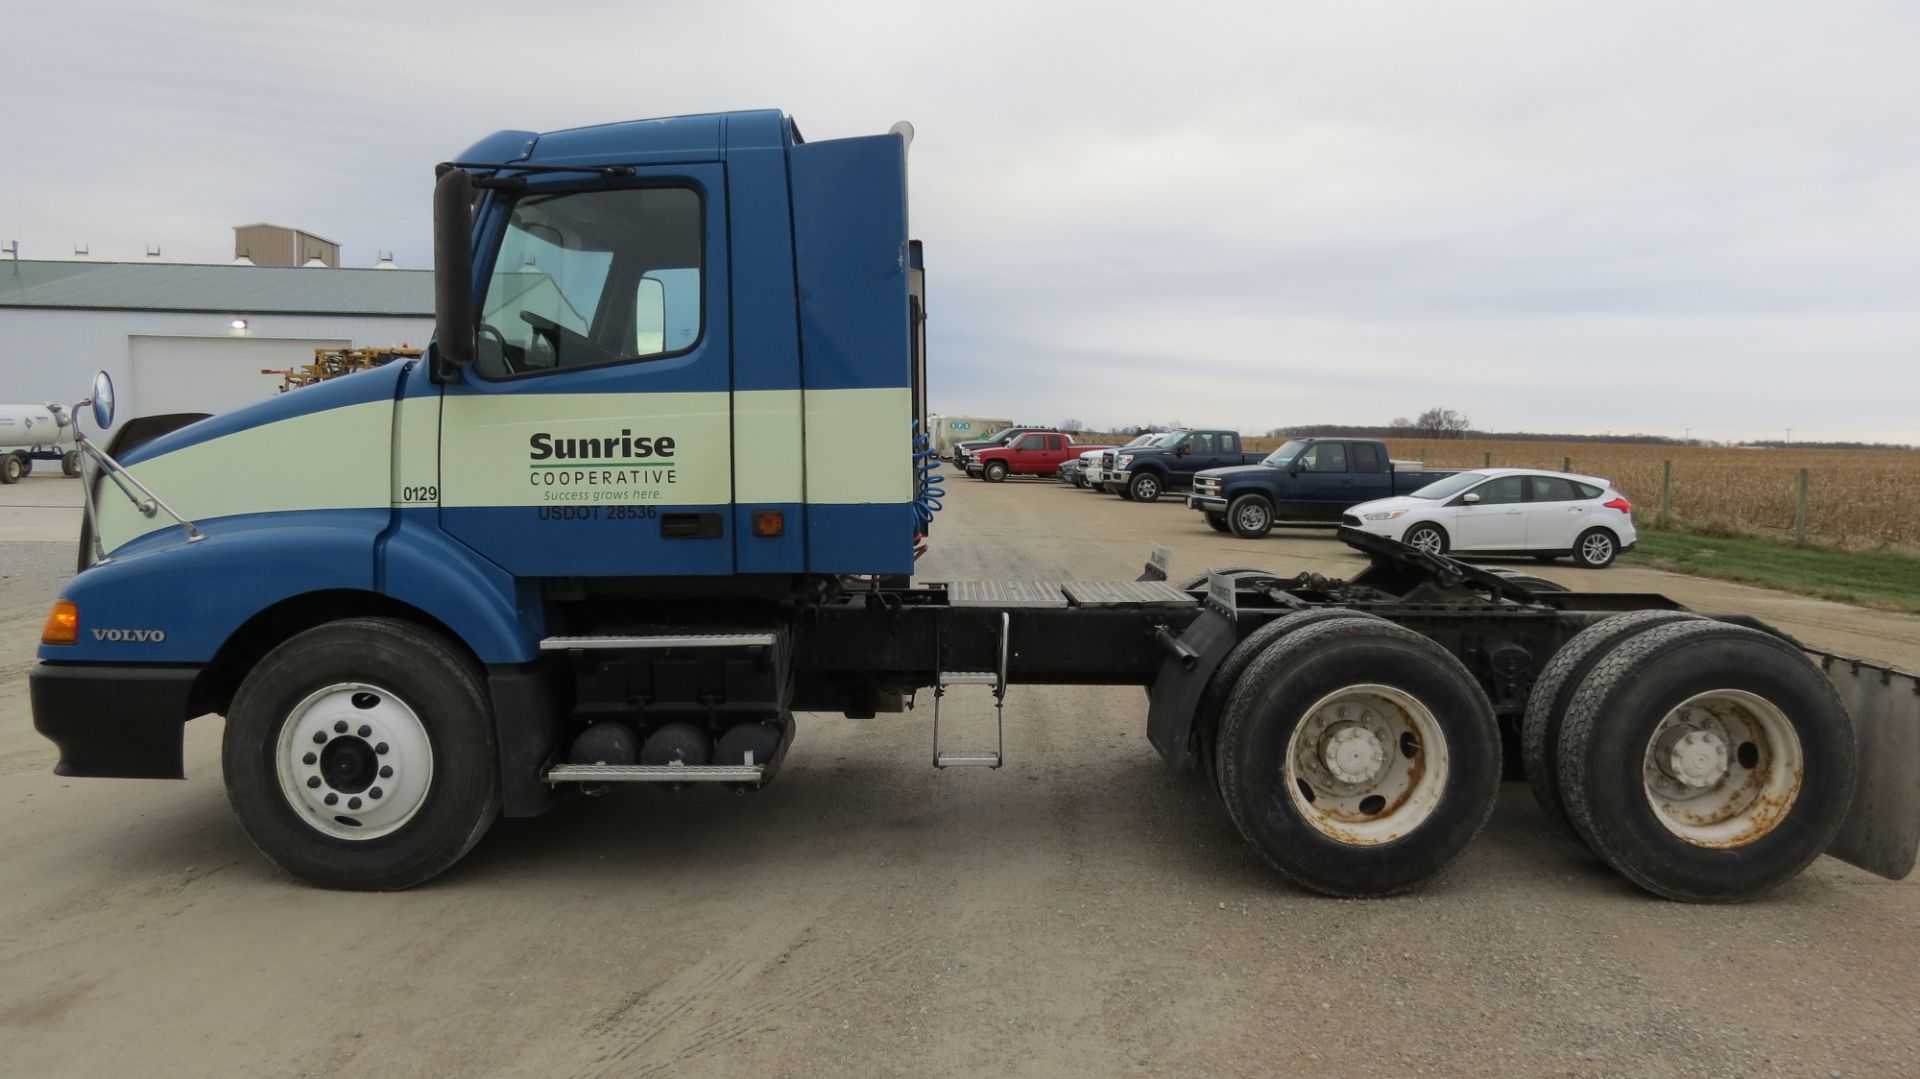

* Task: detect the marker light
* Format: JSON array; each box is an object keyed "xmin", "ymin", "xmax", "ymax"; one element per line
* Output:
[
  {"xmin": 752, "ymin": 509, "xmax": 785, "ymax": 537},
  {"xmin": 230, "ymin": 319, "xmax": 249, "ymax": 331},
  {"xmin": 42, "ymin": 600, "xmax": 79, "ymax": 645}
]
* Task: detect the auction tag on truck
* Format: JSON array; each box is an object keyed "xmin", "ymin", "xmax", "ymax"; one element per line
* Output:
[
  {"xmin": 1206, "ymin": 570, "xmax": 1239, "ymax": 621},
  {"xmin": 1147, "ymin": 543, "xmax": 1173, "ymax": 579}
]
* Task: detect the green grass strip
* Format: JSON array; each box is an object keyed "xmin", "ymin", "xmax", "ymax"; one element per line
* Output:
[{"xmin": 1626, "ymin": 529, "xmax": 1920, "ymax": 615}]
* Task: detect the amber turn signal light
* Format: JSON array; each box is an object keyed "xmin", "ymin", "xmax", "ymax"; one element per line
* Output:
[
  {"xmin": 42, "ymin": 600, "xmax": 79, "ymax": 645},
  {"xmin": 751, "ymin": 509, "xmax": 785, "ymax": 538}
]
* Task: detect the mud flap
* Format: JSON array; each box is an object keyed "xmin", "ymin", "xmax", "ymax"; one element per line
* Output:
[
  {"xmin": 1818, "ymin": 653, "xmax": 1920, "ymax": 880},
  {"xmin": 1145, "ymin": 608, "xmax": 1237, "ymax": 769}
]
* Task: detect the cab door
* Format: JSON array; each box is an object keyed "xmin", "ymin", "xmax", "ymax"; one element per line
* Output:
[{"xmin": 438, "ymin": 168, "xmax": 734, "ymax": 577}]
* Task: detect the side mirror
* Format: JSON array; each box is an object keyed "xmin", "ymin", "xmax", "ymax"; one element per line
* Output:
[
  {"xmin": 90, "ymin": 371, "xmax": 116, "ymax": 428},
  {"xmin": 1462, "ymin": 492, "xmax": 1481, "ymax": 505},
  {"xmin": 1177, "ymin": 444, "xmax": 1191, "ymax": 456},
  {"xmin": 1288, "ymin": 461, "xmax": 1303, "ymax": 476},
  {"xmin": 432, "ymin": 166, "xmax": 477, "ymax": 379}
]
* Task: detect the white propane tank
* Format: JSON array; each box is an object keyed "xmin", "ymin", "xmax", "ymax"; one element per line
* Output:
[{"xmin": 0, "ymin": 404, "xmax": 75, "ymax": 450}]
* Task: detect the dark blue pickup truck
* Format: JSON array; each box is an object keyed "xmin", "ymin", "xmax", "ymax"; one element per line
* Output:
[
  {"xmin": 1097, "ymin": 429, "xmax": 1263, "ymax": 502},
  {"xmin": 1187, "ymin": 437, "xmax": 1458, "ymax": 537}
]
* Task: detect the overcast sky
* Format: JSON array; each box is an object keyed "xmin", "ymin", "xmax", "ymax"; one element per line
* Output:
[{"xmin": 9, "ymin": 0, "xmax": 1917, "ymax": 442}]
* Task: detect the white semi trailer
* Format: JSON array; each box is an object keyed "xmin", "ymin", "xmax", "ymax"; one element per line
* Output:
[{"xmin": 0, "ymin": 403, "xmax": 82, "ymax": 482}]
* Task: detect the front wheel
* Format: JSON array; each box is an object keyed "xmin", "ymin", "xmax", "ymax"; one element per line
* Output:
[
  {"xmin": 62, "ymin": 450, "xmax": 82, "ymax": 477},
  {"xmin": 222, "ymin": 618, "xmax": 500, "ymax": 890},
  {"xmin": 983, "ymin": 461, "xmax": 1009, "ymax": 483},
  {"xmin": 1402, "ymin": 522, "xmax": 1448, "ymax": 556},
  {"xmin": 1227, "ymin": 494, "xmax": 1273, "ymax": 538},
  {"xmin": 1128, "ymin": 472, "xmax": 1162, "ymax": 502},
  {"xmin": 1572, "ymin": 528, "xmax": 1618, "ymax": 568}
]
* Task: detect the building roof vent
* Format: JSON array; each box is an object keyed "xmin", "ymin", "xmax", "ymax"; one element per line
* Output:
[
  {"xmin": 232, "ymin": 252, "xmax": 255, "ymax": 266},
  {"xmin": 374, "ymin": 250, "xmax": 397, "ymax": 269},
  {"xmin": 302, "ymin": 255, "xmax": 328, "ymax": 268},
  {"xmin": 145, "ymin": 244, "xmax": 163, "ymax": 261}
]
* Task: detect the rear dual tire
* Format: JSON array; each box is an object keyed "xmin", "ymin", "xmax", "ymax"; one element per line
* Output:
[
  {"xmin": 1532, "ymin": 617, "xmax": 1853, "ymax": 901},
  {"xmin": 1215, "ymin": 617, "xmax": 1501, "ymax": 897}
]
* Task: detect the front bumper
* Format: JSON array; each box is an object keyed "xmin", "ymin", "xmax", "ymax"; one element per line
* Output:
[
  {"xmin": 966, "ymin": 463, "xmax": 985, "ymax": 477},
  {"xmin": 30, "ymin": 663, "xmax": 201, "ymax": 779},
  {"xmin": 1187, "ymin": 494, "xmax": 1228, "ymax": 513}
]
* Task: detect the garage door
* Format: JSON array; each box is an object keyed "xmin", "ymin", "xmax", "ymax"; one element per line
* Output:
[{"xmin": 127, "ymin": 335, "xmax": 349, "ymax": 419}]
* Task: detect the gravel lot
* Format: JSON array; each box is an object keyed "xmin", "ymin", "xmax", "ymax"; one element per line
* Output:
[{"xmin": 1, "ymin": 472, "xmax": 1916, "ymax": 1077}]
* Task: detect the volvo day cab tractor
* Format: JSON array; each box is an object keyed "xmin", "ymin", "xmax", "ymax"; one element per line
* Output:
[{"xmin": 28, "ymin": 111, "xmax": 1920, "ymax": 902}]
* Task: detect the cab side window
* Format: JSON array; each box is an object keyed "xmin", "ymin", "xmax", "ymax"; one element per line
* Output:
[
  {"xmin": 1301, "ymin": 443, "xmax": 1349, "ymax": 472},
  {"xmin": 1046, "ymin": 435, "xmax": 1064, "ymax": 451},
  {"xmin": 1351, "ymin": 443, "xmax": 1384, "ymax": 473},
  {"xmin": 477, "ymin": 186, "xmax": 703, "ymax": 380}
]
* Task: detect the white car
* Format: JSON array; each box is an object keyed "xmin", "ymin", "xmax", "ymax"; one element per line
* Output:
[{"xmin": 1344, "ymin": 468, "xmax": 1638, "ymax": 568}]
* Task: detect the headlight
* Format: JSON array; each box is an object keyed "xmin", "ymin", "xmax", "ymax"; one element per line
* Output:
[
  {"xmin": 1364, "ymin": 510, "xmax": 1405, "ymax": 521},
  {"xmin": 1118, "ymin": 455, "xmax": 1133, "ymax": 467}
]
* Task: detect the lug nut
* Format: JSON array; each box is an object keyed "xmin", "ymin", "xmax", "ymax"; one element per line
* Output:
[
  {"xmin": 358, "ymin": 725, "xmax": 371, "ymax": 738},
  {"xmin": 375, "ymin": 743, "xmax": 389, "ymax": 755},
  {"xmin": 324, "ymin": 793, "xmax": 338, "ymax": 806},
  {"xmin": 307, "ymin": 776, "xmax": 322, "ymax": 789},
  {"xmin": 379, "ymin": 765, "xmax": 393, "ymax": 778},
  {"xmin": 302, "ymin": 752, "xmax": 317, "ymax": 766},
  {"xmin": 369, "ymin": 787, "xmax": 383, "ymax": 800},
  {"xmin": 348, "ymin": 797, "xmax": 362, "ymax": 810},
  {"xmin": 312, "ymin": 731, "xmax": 327, "ymax": 744},
  {"xmin": 333, "ymin": 721, "xmax": 348, "ymax": 734}
]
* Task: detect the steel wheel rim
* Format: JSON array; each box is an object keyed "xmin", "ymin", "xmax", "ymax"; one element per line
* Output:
[
  {"xmin": 1237, "ymin": 503, "xmax": 1267, "ymax": 532},
  {"xmin": 1409, "ymin": 528, "xmax": 1442, "ymax": 554},
  {"xmin": 1641, "ymin": 689, "xmax": 1803, "ymax": 848},
  {"xmin": 1581, "ymin": 533, "xmax": 1612, "ymax": 563},
  {"xmin": 1137, "ymin": 477, "xmax": 1158, "ymax": 499},
  {"xmin": 275, "ymin": 682, "xmax": 434, "ymax": 841},
  {"xmin": 1285, "ymin": 684, "xmax": 1449, "ymax": 845}
]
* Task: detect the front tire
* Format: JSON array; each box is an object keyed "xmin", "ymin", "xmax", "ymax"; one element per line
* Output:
[
  {"xmin": 1556, "ymin": 620, "xmax": 1854, "ymax": 901},
  {"xmin": 1402, "ymin": 522, "xmax": 1448, "ymax": 556},
  {"xmin": 983, "ymin": 461, "xmax": 1009, "ymax": 483},
  {"xmin": 1128, "ymin": 472, "xmax": 1162, "ymax": 502},
  {"xmin": 1216, "ymin": 618, "xmax": 1501, "ymax": 897},
  {"xmin": 1227, "ymin": 494, "xmax": 1273, "ymax": 538},
  {"xmin": 222, "ymin": 618, "xmax": 500, "ymax": 890},
  {"xmin": 1572, "ymin": 527, "xmax": 1618, "ymax": 568},
  {"xmin": 1205, "ymin": 512, "xmax": 1230, "ymax": 533},
  {"xmin": 62, "ymin": 450, "xmax": 82, "ymax": 477}
]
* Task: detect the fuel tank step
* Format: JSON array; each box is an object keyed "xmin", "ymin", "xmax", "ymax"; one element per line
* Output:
[{"xmin": 540, "ymin": 632, "xmax": 778, "ymax": 651}]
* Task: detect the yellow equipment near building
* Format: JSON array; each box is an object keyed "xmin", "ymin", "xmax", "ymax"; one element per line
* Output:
[{"xmin": 263, "ymin": 346, "xmax": 424, "ymax": 393}]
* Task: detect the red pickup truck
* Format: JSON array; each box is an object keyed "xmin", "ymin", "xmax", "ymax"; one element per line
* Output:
[{"xmin": 968, "ymin": 431, "xmax": 1116, "ymax": 482}]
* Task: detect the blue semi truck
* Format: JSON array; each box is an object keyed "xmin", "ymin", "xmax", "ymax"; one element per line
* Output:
[{"xmin": 27, "ymin": 111, "xmax": 1920, "ymax": 900}]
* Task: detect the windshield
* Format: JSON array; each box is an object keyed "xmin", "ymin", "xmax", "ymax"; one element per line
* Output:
[
  {"xmin": 1261, "ymin": 439, "xmax": 1308, "ymax": 467},
  {"xmin": 1409, "ymin": 471, "xmax": 1487, "ymax": 500}
]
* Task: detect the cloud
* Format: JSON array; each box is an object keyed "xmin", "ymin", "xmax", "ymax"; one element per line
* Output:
[{"xmin": 7, "ymin": 0, "xmax": 1916, "ymax": 441}]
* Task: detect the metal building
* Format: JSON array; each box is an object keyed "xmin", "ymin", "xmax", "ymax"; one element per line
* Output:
[
  {"xmin": 0, "ymin": 258, "xmax": 431, "ymax": 433},
  {"xmin": 232, "ymin": 224, "xmax": 341, "ymax": 268}
]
